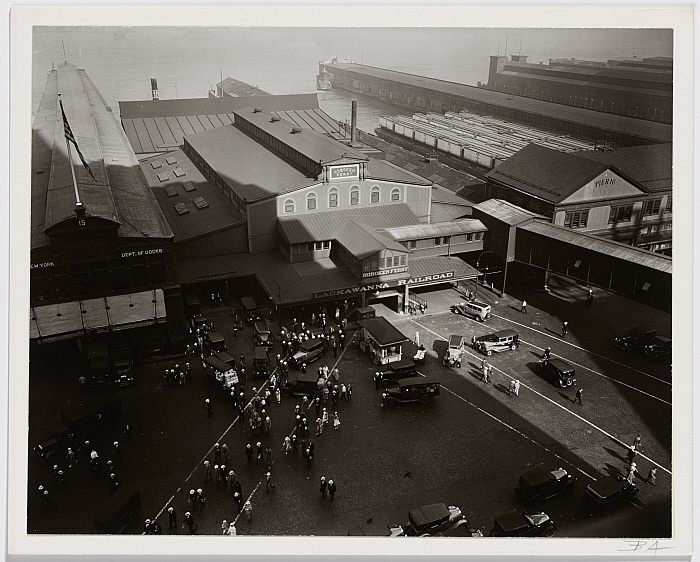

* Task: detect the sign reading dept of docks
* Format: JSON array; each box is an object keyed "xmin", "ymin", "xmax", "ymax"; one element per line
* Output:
[
  {"xmin": 312, "ymin": 272, "xmax": 454, "ymax": 299},
  {"xmin": 329, "ymin": 164, "xmax": 359, "ymax": 180}
]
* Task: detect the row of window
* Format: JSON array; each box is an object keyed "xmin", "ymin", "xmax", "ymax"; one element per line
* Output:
[
  {"xmin": 284, "ymin": 186, "xmax": 402, "ymax": 213},
  {"xmin": 306, "ymin": 241, "xmax": 331, "ymax": 253},
  {"xmin": 564, "ymin": 210, "xmax": 590, "ymax": 229},
  {"xmin": 363, "ymin": 254, "xmax": 408, "ymax": 272},
  {"xmin": 566, "ymin": 197, "xmax": 673, "ymax": 229}
]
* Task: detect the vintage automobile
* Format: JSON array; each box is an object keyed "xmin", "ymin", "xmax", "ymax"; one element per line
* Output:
[
  {"xmin": 385, "ymin": 377, "xmax": 440, "ymax": 406},
  {"xmin": 443, "ymin": 335, "xmax": 467, "ymax": 367},
  {"xmin": 93, "ymin": 485, "xmax": 141, "ymax": 534},
  {"xmin": 404, "ymin": 503, "xmax": 471, "ymax": 537},
  {"xmin": 475, "ymin": 329, "xmax": 519, "ymax": 356},
  {"xmin": 110, "ymin": 341, "xmax": 134, "ymax": 387},
  {"xmin": 582, "ymin": 475, "xmax": 639, "ymax": 515},
  {"xmin": 644, "ymin": 335, "xmax": 672, "ymax": 357},
  {"xmin": 290, "ymin": 337, "xmax": 325, "ymax": 369},
  {"xmin": 253, "ymin": 321, "xmax": 273, "ymax": 348},
  {"xmin": 205, "ymin": 331, "xmax": 227, "ymax": 353},
  {"xmin": 34, "ymin": 429, "xmax": 77, "ymax": 465},
  {"xmin": 374, "ymin": 358, "xmax": 417, "ymax": 388},
  {"xmin": 253, "ymin": 346, "xmax": 269, "ymax": 378},
  {"xmin": 281, "ymin": 370, "xmax": 321, "ymax": 397},
  {"xmin": 214, "ymin": 350, "xmax": 237, "ymax": 369},
  {"xmin": 536, "ymin": 358, "xmax": 576, "ymax": 388},
  {"xmin": 241, "ymin": 296, "xmax": 259, "ymax": 324},
  {"xmin": 515, "ymin": 467, "xmax": 575, "ymax": 504},
  {"xmin": 490, "ymin": 510, "xmax": 556, "ymax": 537},
  {"xmin": 204, "ymin": 356, "xmax": 239, "ymax": 391},
  {"xmin": 451, "ymin": 300, "xmax": 491, "ymax": 322},
  {"xmin": 190, "ymin": 314, "xmax": 208, "ymax": 333},
  {"xmin": 614, "ymin": 326, "xmax": 657, "ymax": 351}
]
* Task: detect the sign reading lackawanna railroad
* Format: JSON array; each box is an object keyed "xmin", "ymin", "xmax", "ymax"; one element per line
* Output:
[{"xmin": 312, "ymin": 271, "xmax": 454, "ymax": 299}]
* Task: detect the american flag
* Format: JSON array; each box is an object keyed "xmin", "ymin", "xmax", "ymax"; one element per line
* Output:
[{"xmin": 60, "ymin": 99, "xmax": 96, "ymax": 181}]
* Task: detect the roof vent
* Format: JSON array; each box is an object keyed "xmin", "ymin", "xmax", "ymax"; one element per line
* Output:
[
  {"xmin": 291, "ymin": 127, "xmax": 302, "ymax": 134},
  {"xmin": 253, "ymin": 107, "xmax": 263, "ymax": 113},
  {"xmin": 271, "ymin": 115, "xmax": 280, "ymax": 122}
]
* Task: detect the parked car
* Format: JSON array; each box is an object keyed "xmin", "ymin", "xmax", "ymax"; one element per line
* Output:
[
  {"xmin": 241, "ymin": 296, "xmax": 262, "ymax": 324},
  {"xmin": 536, "ymin": 358, "xmax": 576, "ymax": 388},
  {"xmin": 93, "ymin": 485, "xmax": 141, "ymax": 534},
  {"xmin": 34, "ymin": 429, "xmax": 76, "ymax": 465},
  {"xmin": 614, "ymin": 326, "xmax": 657, "ymax": 351},
  {"xmin": 109, "ymin": 341, "xmax": 134, "ymax": 386},
  {"xmin": 281, "ymin": 370, "xmax": 320, "ymax": 397},
  {"xmin": 404, "ymin": 503, "xmax": 470, "ymax": 537},
  {"xmin": 290, "ymin": 338, "xmax": 325, "ymax": 369},
  {"xmin": 205, "ymin": 331, "xmax": 227, "ymax": 353},
  {"xmin": 451, "ymin": 300, "xmax": 491, "ymax": 322},
  {"xmin": 475, "ymin": 329, "xmax": 519, "ymax": 356},
  {"xmin": 443, "ymin": 335, "xmax": 467, "ymax": 367},
  {"xmin": 253, "ymin": 346, "xmax": 269, "ymax": 378},
  {"xmin": 214, "ymin": 350, "xmax": 237, "ymax": 369},
  {"xmin": 374, "ymin": 358, "xmax": 417, "ymax": 388},
  {"xmin": 60, "ymin": 393, "xmax": 123, "ymax": 441},
  {"xmin": 190, "ymin": 314, "xmax": 208, "ymax": 333},
  {"xmin": 490, "ymin": 510, "xmax": 556, "ymax": 537},
  {"xmin": 644, "ymin": 335, "xmax": 672, "ymax": 357},
  {"xmin": 385, "ymin": 377, "xmax": 440, "ymax": 406},
  {"xmin": 582, "ymin": 475, "xmax": 639, "ymax": 515},
  {"xmin": 515, "ymin": 467, "xmax": 575, "ymax": 504},
  {"xmin": 254, "ymin": 321, "xmax": 273, "ymax": 348}
]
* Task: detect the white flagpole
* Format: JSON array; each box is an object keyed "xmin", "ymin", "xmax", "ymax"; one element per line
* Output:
[{"xmin": 58, "ymin": 93, "xmax": 83, "ymax": 207}]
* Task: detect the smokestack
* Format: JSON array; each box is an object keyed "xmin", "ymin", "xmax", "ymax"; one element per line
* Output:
[
  {"xmin": 151, "ymin": 78, "xmax": 159, "ymax": 100},
  {"xmin": 351, "ymin": 100, "xmax": 358, "ymax": 144}
]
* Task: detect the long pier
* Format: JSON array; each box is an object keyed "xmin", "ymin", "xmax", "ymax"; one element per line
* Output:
[{"xmin": 322, "ymin": 63, "xmax": 671, "ymax": 148}]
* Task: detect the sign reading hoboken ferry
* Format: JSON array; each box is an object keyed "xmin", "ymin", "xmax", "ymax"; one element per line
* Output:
[{"xmin": 329, "ymin": 164, "xmax": 359, "ymax": 180}]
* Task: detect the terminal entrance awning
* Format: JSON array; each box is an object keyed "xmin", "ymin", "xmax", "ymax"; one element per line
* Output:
[{"xmin": 30, "ymin": 289, "xmax": 167, "ymax": 341}]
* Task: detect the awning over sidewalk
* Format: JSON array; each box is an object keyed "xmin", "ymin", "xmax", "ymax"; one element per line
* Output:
[{"xmin": 30, "ymin": 289, "xmax": 166, "ymax": 340}]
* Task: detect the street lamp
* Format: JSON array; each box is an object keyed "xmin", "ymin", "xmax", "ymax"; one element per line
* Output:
[
  {"xmin": 475, "ymin": 250, "xmax": 495, "ymax": 300},
  {"xmin": 268, "ymin": 280, "xmax": 282, "ymax": 321}
]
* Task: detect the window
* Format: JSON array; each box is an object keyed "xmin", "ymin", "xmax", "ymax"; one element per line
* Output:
[
  {"xmin": 466, "ymin": 233, "xmax": 473, "ymax": 241},
  {"xmin": 434, "ymin": 237, "xmax": 442, "ymax": 247},
  {"xmin": 407, "ymin": 240, "xmax": 417, "ymax": 249},
  {"xmin": 609, "ymin": 205, "xmax": 633, "ymax": 224},
  {"xmin": 328, "ymin": 188, "xmax": 338, "ymax": 208},
  {"xmin": 643, "ymin": 199, "xmax": 661, "ymax": 217},
  {"xmin": 350, "ymin": 186, "xmax": 360, "ymax": 206},
  {"xmin": 391, "ymin": 188, "xmax": 401, "ymax": 202},
  {"xmin": 564, "ymin": 210, "xmax": 589, "ymax": 229},
  {"xmin": 399, "ymin": 255, "xmax": 407, "ymax": 266},
  {"xmin": 307, "ymin": 192, "xmax": 317, "ymax": 211},
  {"xmin": 322, "ymin": 241, "xmax": 330, "ymax": 250},
  {"xmin": 665, "ymin": 196, "xmax": 672, "ymax": 214},
  {"xmin": 307, "ymin": 243, "xmax": 315, "ymax": 252},
  {"xmin": 371, "ymin": 186, "xmax": 380, "ymax": 203},
  {"xmin": 474, "ymin": 232, "xmax": 482, "ymax": 241},
  {"xmin": 284, "ymin": 199, "xmax": 295, "ymax": 213},
  {"xmin": 393, "ymin": 256, "xmax": 401, "ymax": 267}
]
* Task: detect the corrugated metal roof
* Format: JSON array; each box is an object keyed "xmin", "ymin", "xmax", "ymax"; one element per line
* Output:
[
  {"xmin": 119, "ymin": 95, "xmax": 319, "ymax": 119},
  {"xmin": 430, "ymin": 202, "xmax": 472, "ymax": 222},
  {"xmin": 275, "ymin": 109, "xmax": 349, "ymax": 140},
  {"xmin": 359, "ymin": 317, "xmax": 409, "ymax": 346},
  {"xmin": 326, "ymin": 63, "xmax": 671, "ymax": 143},
  {"xmin": 572, "ymin": 144, "xmax": 672, "ymax": 193},
  {"xmin": 234, "ymin": 107, "xmax": 368, "ymax": 166},
  {"xmin": 519, "ymin": 220, "xmax": 672, "ymax": 274},
  {"xmin": 33, "ymin": 64, "xmax": 172, "ymax": 249},
  {"xmin": 184, "ymin": 124, "xmax": 316, "ymax": 202},
  {"xmin": 278, "ymin": 204, "xmax": 419, "ymax": 244},
  {"xmin": 365, "ymin": 159, "xmax": 432, "ymax": 186},
  {"xmin": 378, "ymin": 218, "xmax": 486, "ymax": 241},
  {"xmin": 485, "ymin": 143, "xmax": 610, "ymax": 204},
  {"xmin": 336, "ymin": 221, "xmax": 409, "ymax": 259},
  {"xmin": 408, "ymin": 255, "xmax": 478, "ymax": 281},
  {"xmin": 139, "ymin": 149, "xmax": 245, "ymax": 241},
  {"xmin": 218, "ymin": 77, "xmax": 271, "ymax": 97},
  {"xmin": 472, "ymin": 199, "xmax": 544, "ymax": 225}
]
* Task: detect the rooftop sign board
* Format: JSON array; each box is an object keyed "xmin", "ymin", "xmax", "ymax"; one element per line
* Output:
[{"xmin": 329, "ymin": 164, "xmax": 359, "ymax": 180}]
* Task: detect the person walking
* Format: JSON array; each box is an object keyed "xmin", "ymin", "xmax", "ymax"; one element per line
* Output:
[
  {"xmin": 542, "ymin": 346, "xmax": 551, "ymax": 360},
  {"xmin": 632, "ymin": 433, "xmax": 642, "ymax": 452},
  {"xmin": 214, "ymin": 464, "xmax": 221, "ymax": 484},
  {"xmin": 320, "ymin": 476, "xmax": 328, "ymax": 497},
  {"xmin": 214, "ymin": 443, "xmax": 221, "ymax": 464},
  {"xmin": 197, "ymin": 488, "xmax": 206, "ymax": 509},
  {"xmin": 574, "ymin": 387, "xmax": 583, "ymax": 405},
  {"xmin": 66, "ymin": 447, "xmax": 75, "ymax": 468},
  {"xmin": 292, "ymin": 434, "xmax": 300, "ymax": 456},
  {"xmin": 328, "ymin": 479, "xmax": 337, "ymax": 501},
  {"xmin": 203, "ymin": 460, "xmax": 213, "ymax": 480},
  {"xmin": 347, "ymin": 384, "xmax": 352, "ymax": 401},
  {"xmin": 647, "ymin": 467, "xmax": 658, "ymax": 485},
  {"xmin": 341, "ymin": 384, "xmax": 347, "ymax": 401},
  {"xmin": 183, "ymin": 512, "xmax": 197, "ymax": 534},
  {"xmin": 168, "ymin": 507, "xmax": 177, "ymax": 531},
  {"xmin": 245, "ymin": 443, "xmax": 253, "ymax": 465},
  {"xmin": 233, "ymin": 492, "xmax": 242, "ymax": 515},
  {"xmin": 562, "ymin": 321, "xmax": 569, "ymax": 338},
  {"xmin": 266, "ymin": 470, "xmax": 275, "ymax": 492},
  {"xmin": 264, "ymin": 416, "xmax": 272, "ymax": 436},
  {"xmin": 626, "ymin": 462, "xmax": 637, "ymax": 484},
  {"xmin": 305, "ymin": 447, "xmax": 314, "ymax": 467},
  {"xmin": 205, "ymin": 399, "xmax": 213, "ymax": 418},
  {"xmin": 513, "ymin": 379, "xmax": 520, "ymax": 397},
  {"xmin": 322, "ymin": 407, "xmax": 329, "ymax": 427},
  {"xmin": 255, "ymin": 441, "xmax": 263, "ymax": 465},
  {"xmin": 331, "ymin": 388, "xmax": 338, "ymax": 408},
  {"xmin": 521, "ymin": 300, "xmax": 527, "ymax": 314},
  {"xmin": 316, "ymin": 416, "xmax": 323, "ymax": 435},
  {"xmin": 627, "ymin": 446, "xmax": 637, "ymax": 465},
  {"xmin": 265, "ymin": 446, "xmax": 273, "ymax": 469},
  {"xmin": 415, "ymin": 331, "xmax": 420, "ymax": 347},
  {"xmin": 508, "ymin": 380, "xmax": 515, "ymax": 396},
  {"xmin": 587, "ymin": 288, "xmax": 594, "ymax": 306},
  {"xmin": 222, "ymin": 443, "xmax": 229, "ymax": 465},
  {"xmin": 333, "ymin": 411, "xmax": 341, "ymax": 430}
]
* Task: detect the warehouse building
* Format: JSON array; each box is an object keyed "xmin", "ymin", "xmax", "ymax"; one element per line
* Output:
[{"xmin": 484, "ymin": 142, "xmax": 672, "ymax": 254}]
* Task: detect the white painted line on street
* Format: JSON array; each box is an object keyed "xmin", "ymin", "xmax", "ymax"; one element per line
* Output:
[
  {"xmin": 233, "ymin": 479, "xmax": 263, "ymax": 526},
  {"xmin": 491, "ymin": 313, "xmax": 670, "ymax": 386},
  {"xmin": 518, "ymin": 339, "xmax": 671, "ymax": 407},
  {"xmin": 439, "ymin": 384, "xmax": 596, "ymax": 481},
  {"xmin": 410, "ymin": 319, "xmax": 671, "ymax": 476},
  {"xmin": 152, "ymin": 365, "xmax": 279, "ymax": 522}
]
